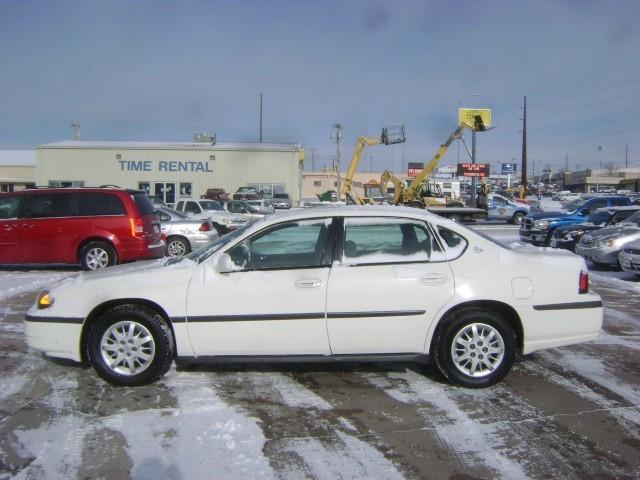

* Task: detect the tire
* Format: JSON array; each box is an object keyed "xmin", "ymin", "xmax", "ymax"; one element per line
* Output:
[
  {"xmin": 87, "ymin": 305, "xmax": 174, "ymax": 386},
  {"xmin": 511, "ymin": 212, "xmax": 525, "ymax": 225},
  {"xmin": 212, "ymin": 223, "xmax": 225, "ymax": 236},
  {"xmin": 166, "ymin": 236, "xmax": 190, "ymax": 257},
  {"xmin": 434, "ymin": 308, "xmax": 516, "ymax": 388},
  {"xmin": 80, "ymin": 241, "xmax": 117, "ymax": 271},
  {"xmin": 448, "ymin": 214, "xmax": 463, "ymax": 222}
]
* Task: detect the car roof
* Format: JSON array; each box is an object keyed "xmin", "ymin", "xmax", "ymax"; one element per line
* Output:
[{"xmin": 260, "ymin": 205, "xmax": 441, "ymax": 224}]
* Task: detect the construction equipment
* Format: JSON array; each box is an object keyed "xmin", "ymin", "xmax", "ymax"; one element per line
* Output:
[{"xmin": 342, "ymin": 125, "xmax": 406, "ymax": 205}]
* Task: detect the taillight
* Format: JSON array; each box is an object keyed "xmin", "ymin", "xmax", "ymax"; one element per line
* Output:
[
  {"xmin": 130, "ymin": 217, "xmax": 144, "ymax": 237},
  {"xmin": 199, "ymin": 222, "xmax": 211, "ymax": 232},
  {"xmin": 579, "ymin": 271, "xmax": 589, "ymax": 294}
]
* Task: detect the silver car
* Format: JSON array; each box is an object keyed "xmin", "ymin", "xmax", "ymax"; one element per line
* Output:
[
  {"xmin": 619, "ymin": 239, "xmax": 640, "ymax": 276},
  {"xmin": 575, "ymin": 210, "xmax": 640, "ymax": 267},
  {"xmin": 221, "ymin": 200, "xmax": 266, "ymax": 221},
  {"xmin": 272, "ymin": 193, "xmax": 292, "ymax": 209},
  {"xmin": 155, "ymin": 206, "xmax": 219, "ymax": 257}
]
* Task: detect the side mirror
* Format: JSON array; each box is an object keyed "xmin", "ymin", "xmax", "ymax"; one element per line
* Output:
[{"xmin": 213, "ymin": 253, "xmax": 234, "ymax": 274}]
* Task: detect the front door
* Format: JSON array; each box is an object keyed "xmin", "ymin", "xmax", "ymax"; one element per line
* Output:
[
  {"xmin": 154, "ymin": 182, "xmax": 176, "ymax": 205},
  {"xmin": 185, "ymin": 217, "xmax": 334, "ymax": 355},
  {"xmin": 326, "ymin": 217, "xmax": 456, "ymax": 354}
]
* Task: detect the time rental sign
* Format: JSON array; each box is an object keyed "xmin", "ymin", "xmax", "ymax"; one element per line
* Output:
[{"xmin": 117, "ymin": 159, "xmax": 214, "ymax": 173}]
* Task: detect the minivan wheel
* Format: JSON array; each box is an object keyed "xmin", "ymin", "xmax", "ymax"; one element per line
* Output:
[
  {"xmin": 166, "ymin": 236, "xmax": 190, "ymax": 257},
  {"xmin": 80, "ymin": 241, "xmax": 117, "ymax": 270},
  {"xmin": 434, "ymin": 308, "xmax": 515, "ymax": 388},
  {"xmin": 87, "ymin": 305, "xmax": 174, "ymax": 386}
]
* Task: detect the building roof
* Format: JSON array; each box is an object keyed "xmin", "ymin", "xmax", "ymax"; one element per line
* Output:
[
  {"xmin": 0, "ymin": 149, "xmax": 36, "ymax": 166},
  {"xmin": 39, "ymin": 140, "xmax": 302, "ymax": 152}
]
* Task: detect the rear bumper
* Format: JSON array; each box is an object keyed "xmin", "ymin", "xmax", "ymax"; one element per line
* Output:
[{"xmin": 119, "ymin": 239, "xmax": 166, "ymax": 261}]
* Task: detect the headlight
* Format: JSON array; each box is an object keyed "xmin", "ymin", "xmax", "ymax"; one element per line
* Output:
[
  {"xmin": 37, "ymin": 290, "xmax": 55, "ymax": 309},
  {"xmin": 535, "ymin": 219, "xmax": 549, "ymax": 230}
]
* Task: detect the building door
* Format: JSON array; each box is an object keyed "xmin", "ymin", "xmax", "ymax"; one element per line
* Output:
[{"xmin": 154, "ymin": 182, "xmax": 176, "ymax": 205}]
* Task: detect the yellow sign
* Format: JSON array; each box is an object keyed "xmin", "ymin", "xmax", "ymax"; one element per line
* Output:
[{"xmin": 458, "ymin": 108, "xmax": 492, "ymax": 130}]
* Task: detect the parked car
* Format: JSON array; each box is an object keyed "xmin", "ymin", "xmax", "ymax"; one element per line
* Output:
[
  {"xmin": 245, "ymin": 198, "xmax": 274, "ymax": 214},
  {"xmin": 618, "ymin": 239, "xmax": 640, "ymax": 276},
  {"xmin": 0, "ymin": 187, "xmax": 164, "ymax": 270},
  {"xmin": 486, "ymin": 193, "xmax": 530, "ymax": 224},
  {"xmin": 25, "ymin": 205, "xmax": 602, "ymax": 388},
  {"xmin": 575, "ymin": 210, "xmax": 640, "ymax": 268},
  {"xmin": 200, "ymin": 188, "xmax": 229, "ymax": 202},
  {"xmin": 155, "ymin": 206, "xmax": 219, "ymax": 257},
  {"xmin": 233, "ymin": 187, "xmax": 261, "ymax": 201},
  {"xmin": 173, "ymin": 198, "xmax": 250, "ymax": 234},
  {"xmin": 520, "ymin": 196, "xmax": 632, "ymax": 246},
  {"xmin": 549, "ymin": 206, "xmax": 640, "ymax": 251},
  {"xmin": 272, "ymin": 192, "xmax": 292, "ymax": 209},
  {"xmin": 221, "ymin": 200, "xmax": 267, "ymax": 221}
]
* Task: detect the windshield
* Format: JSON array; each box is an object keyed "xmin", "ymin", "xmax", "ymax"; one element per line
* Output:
[
  {"xmin": 200, "ymin": 200, "xmax": 223, "ymax": 211},
  {"xmin": 274, "ymin": 193, "xmax": 289, "ymax": 199},
  {"xmin": 621, "ymin": 211, "xmax": 640, "ymax": 226}
]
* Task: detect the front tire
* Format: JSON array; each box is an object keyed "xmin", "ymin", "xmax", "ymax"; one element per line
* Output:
[
  {"xmin": 80, "ymin": 241, "xmax": 117, "ymax": 270},
  {"xmin": 511, "ymin": 212, "xmax": 525, "ymax": 225},
  {"xmin": 87, "ymin": 305, "xmax": 174, "ymax": 386},
  {"xmin": 434, "ymin": 308, "xmax": 515, "ymax": 388}
]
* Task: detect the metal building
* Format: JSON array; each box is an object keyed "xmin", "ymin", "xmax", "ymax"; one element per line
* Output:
[{"xmin": 37, "ymin": 140, "xmax": 304, "ymax": 204}]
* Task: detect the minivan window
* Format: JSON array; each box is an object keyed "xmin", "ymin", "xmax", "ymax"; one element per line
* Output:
[
  {"xmin": 77, "ymin": 193, "xmax": 125, "ymax": 216},
  {"xmin": 21, "ymin": 193, "xmax": 73, "ymax": 218},
  {"xmin": 0, "ymin": 195, "xmax": 20, "ymax": 219}
]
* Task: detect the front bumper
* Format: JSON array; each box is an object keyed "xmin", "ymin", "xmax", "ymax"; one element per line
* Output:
[
  {"xmin": 24, "ymin": 315, "xmax": 84, "ymax": 362},
  {"xmin": 575, "ymin": 244, "xmax": 620, "ymax": 266},
  {"xmin": 519, "ymin": 229, "xmax": 549, "ymax": 245},
  {"xmin": 619, "ymin": 250, "xmax": 640, "ymax": 274}
]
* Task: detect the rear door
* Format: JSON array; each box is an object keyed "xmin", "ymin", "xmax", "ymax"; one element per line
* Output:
[
  {"xmin": 326, "ymin": 216, "xmax": 456, "ymax": 354},
  {"xmin": 0, "ymin": 194, "xmax": 22, "ymax": 263}
]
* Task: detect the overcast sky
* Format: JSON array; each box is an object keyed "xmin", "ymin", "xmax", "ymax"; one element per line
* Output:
[{"xmin": 1, "ymin": 0, "xmax": 639, "ymax": 173}]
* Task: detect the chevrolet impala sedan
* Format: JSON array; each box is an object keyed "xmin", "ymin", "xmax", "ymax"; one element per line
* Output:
[{"xmin": 24, "ymin": 206, "xmax": 603, "ymax": 388}]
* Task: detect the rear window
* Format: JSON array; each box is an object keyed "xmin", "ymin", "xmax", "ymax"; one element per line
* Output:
[
  {"xmin": 131, "ymin": 192, "xmax": 155, "ymax": 215},
  {"xmin": 274, "ymin": 193, "xmax": 289, "ymax": 199},
  {"xmin": 78, "ymin": 193, "xmax": 126, "ymax": 216}
]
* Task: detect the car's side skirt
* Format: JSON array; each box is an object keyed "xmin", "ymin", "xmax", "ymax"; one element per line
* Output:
[{"xmin": 175, "ymin": 352, "xmax": 431, "ymax": 365}]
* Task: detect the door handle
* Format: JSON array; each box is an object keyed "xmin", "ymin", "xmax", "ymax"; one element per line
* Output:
[
  {"xmin": 295, "ymin": 278, "xmax": 323, "ymax": 288},
  {"xmin": 420, "ymin": 273, "xmax": 447, "ymax": 285}
]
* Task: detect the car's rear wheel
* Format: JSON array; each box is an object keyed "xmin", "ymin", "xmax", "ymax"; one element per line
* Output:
[
  {"xmin": 87, "ymin": 305, "xmax": 174, "ymax": 386},
  {"xmin": 434, "ymin": 308, "xmax": 515, "ymax": 388},
  {"xmin": 80, "ymin": 241, "xmax": 117, "ymax": 270},
  {"xmin": 166, "ymin": 236, "xmax": 190, "ymax": 257},
  {"xmin": 511, "ymin": 212, "xmax": 525, "ymax": 225},
  {"xmin": 212, "ymin": 223, "xmax": 225, "ymax": 236}
]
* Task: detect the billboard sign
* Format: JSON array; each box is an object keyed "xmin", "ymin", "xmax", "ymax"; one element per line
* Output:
[
  {"xmin": 408, "ymin": 162, "xmax": 424, "ymax": 178},
  {"xmin": 501, "ymin": 163, "xmax": 517, "ymax": 174},
  {"xmin": 458, "ymin": 108, "xmax": 492, "ymax": 130},
  {"xmin": 457, "ymin": 163, "xmax": 490, "ymax": 177}
]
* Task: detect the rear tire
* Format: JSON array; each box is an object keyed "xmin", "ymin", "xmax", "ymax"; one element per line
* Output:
[
  {"xmin": 87, "ymin": 305, "xmax": 174, "ymax": 386},
  {"xmin": 434, "ymin": 308, "xmax": 516, "ymax": 388},
  {"xmin": 80, "ymin": 241, "xmax": 117, "ymax": 270},
  {"xmin": 166, "ymin": 236, "xmax": 190, "ymax": 257},
  {"xmin": 212, "ymin": 223, "xmax": 225, "ymax": 236}
]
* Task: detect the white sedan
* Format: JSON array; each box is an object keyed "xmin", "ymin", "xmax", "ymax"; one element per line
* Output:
[{"xmin": 24, "ymin": 206, "xmax": 603, "ymax": 388}]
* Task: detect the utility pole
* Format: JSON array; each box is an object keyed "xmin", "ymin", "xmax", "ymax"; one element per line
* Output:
[
  {"xmin": 259, "ymin": 93, "xmax": 263, "ymax": 143},
  {"xmin": 70, "ymin": 120, "xmax": 81, "ymax": 140},
  {"xmin": 626, "ymin": 145, "xmax": 629, "ymax": 168},
  {"xmin": 471, "ymin": 130, "xmax": 478, "ymax": 207},
  {"xmin": 310, "ymin": 148, "xmax": 316, "ymax": 171},
  {"xmin": 520, "ymin": 96, "xmax": 527, "ymax": 198},
  {"xmin": 332, "ymin": 124, "xmax": 343, "ymax": 201}
]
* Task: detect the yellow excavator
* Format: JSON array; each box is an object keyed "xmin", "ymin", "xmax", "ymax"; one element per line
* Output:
[
  {"xmin": 342, "ymin": 125, "xmax": 406, "ymax": 205},
  {"xmin": 378, "ymin": 116, "xmax": 485, "ymax": 208}
]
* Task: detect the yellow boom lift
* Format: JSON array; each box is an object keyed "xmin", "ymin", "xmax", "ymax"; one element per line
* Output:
[
  {"xmin": 342, "ymin": 125, "xmax": 406, "ymax": 205},
  {"xmin": 380, "ymin": 116, "xmax": 486, "ymax": 208}
]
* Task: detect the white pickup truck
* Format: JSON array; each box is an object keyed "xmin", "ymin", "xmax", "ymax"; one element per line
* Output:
[{"xmin": 174, "ymin": 198, "xmax": 250, "ymax": 234}]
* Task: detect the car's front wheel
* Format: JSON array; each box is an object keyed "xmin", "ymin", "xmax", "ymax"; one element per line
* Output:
[
  {"xmin": 87, "ymin": 305, "xmax": 174, "ymax": 386},
  {"xmin": 511, "ymin": 212, "xmax": 525, "ymax": 225},
  {"xmin": 434, "ymin": 308, "xmax": 516, "ymax": 388}
]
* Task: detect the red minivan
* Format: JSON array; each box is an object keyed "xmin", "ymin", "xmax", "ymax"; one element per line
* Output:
[{"xmin": 0, "ymin": 188, "xmax": 164, "ymax": 270}]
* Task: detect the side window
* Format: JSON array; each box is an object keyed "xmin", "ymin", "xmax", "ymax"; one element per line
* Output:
[
  {"xmin": 77, "ymin": 193, "xmax": 125, "ymax": 216},
  {"xmin": 341, "ymin": 217, "xmax": 439, "ymax": 265},
  {"xmin": 436, "ymin": 226, "xmax": 468, "ymax": 260},
  {"xmin": 0, "ymin": 195, "xmax": 20, "ymax": 219},
  {"xmin": 21, "ymin": 193, "xmax": 73, "ymax": 218},
  {"xmin": 611, "ymin": 197, "xmax": 630, "ymax": 207},
  {"xmin": 585, "ymin": 200, "xmax": 607, "ymax": 214},
  {"xmin": 493, "ymin": 196, "xmax": 506, "ymax": 206},
  {"xmin": 227, "ymin": 219, "xmax": 331, "ymax": 270},
  {"xmin": 176, "ymin": 201, "xmax": 184, "ymax": 211}
]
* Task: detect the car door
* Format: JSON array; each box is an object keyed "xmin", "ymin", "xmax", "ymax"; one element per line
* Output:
[
  {"xmin": 185, "ymin": 217, "xmax": 334, "ymax": 356},
  {"xmin": 0, "ymin": 194, "xmax": 22, "ymax": 263},
  {"xmin": 487, "ymin": 195, "xmax": 511, "ymax": 220},
  {"xmin": 19, "ymin": 192, "xmax": 78, "ymax": 263},
  {"xmin": 326, "ymin": 216, "xmax": 456, "ymax": 354}
]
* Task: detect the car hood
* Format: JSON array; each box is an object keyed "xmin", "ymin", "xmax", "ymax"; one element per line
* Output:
[{"xmin": 582, "ymin": 225, "xmax": 640, "ymax": 241}]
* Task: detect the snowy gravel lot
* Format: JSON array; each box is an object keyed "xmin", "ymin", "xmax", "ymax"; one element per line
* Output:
[{"xmin": 1, "ymin": 210, "xmax": 639, "ymax": 479}]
